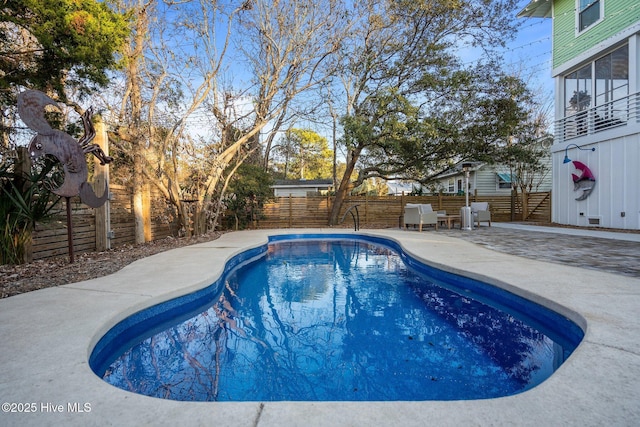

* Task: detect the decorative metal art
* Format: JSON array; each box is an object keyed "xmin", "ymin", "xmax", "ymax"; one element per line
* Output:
[
  {"xmin": 17, "ymin": 90, "xmax": 112, "ymax": 262},
  {"xmin": 17, "ymin": 90, "xmax": 112, "ymax": 206},
  {"xmin": 563, "ymin": 143, "xmax": 596, "ymax": 201},
  {"xmin": 570, "ymin": 161, "xmax": 596, "ymax": 201}
]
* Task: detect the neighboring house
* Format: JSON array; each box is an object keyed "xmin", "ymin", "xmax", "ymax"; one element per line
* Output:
[
  {"xmin": 519, "ymin": 0, "xmax": 640, "ymax": 229},
  {"xmin": 387, "ymin": 180, "xmax": 416, "ymax": 195},
  {"xmin": 430, "ymin": 158, "xmax": 552, "ymax": 196},
  {"xmin": 271, "ymin": 179, "xmax": 333, "ymax": 197}
]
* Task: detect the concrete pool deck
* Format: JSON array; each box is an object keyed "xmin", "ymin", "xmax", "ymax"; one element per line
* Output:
[{"xmin": 0, "ymin": 228, "xmax": 638, "ymax": 426}]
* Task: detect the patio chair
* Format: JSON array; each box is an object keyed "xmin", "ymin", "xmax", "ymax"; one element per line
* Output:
[
  {"xmin": 404, "ymin": 203, "xmax": 438, "ymax": 231},
  {"xmin": 471, "ymin": 202, "xmax": 491, "ymax": 227}
]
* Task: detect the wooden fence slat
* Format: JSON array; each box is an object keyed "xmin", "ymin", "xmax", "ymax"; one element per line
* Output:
[
  {"xmin": 29, "ymin": 182, "xmax": 178, "ymax": 261},
  {"xmin": 257, "ymin": 193, "xmax": 551, "ymax": 229},
  {"xmin": 27, "ymin": 185, "xmax": 550, "ymax": 262}
]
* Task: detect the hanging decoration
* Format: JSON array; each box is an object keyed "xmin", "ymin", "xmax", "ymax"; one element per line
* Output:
[{"xmin": 570, "ymin": 160, "xmax": 596, "ymax": 201}]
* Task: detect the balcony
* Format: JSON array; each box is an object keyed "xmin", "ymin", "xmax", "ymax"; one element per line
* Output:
[{"xmin": 555, "ymin": 91, "xmax": 640, "ymax": 143}]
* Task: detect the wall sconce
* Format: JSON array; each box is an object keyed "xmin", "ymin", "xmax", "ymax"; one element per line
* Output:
[{"xmin": 563, "ymin": 143, "xmax": 595, "ymax": 164}]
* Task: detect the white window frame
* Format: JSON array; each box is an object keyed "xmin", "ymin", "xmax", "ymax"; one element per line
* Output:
[
  {"xmin": 576, "ymin": 0, "xmax": 604, "ymax": 35},
  {"xmin": 562, "ymin": 44, "xmax": 629, "ymax": 131}
]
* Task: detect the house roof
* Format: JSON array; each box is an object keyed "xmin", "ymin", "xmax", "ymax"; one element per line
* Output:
[
  {"xmin": 517, "ymin": 0, "xmax": 552, "ymax": 18},
  {"xmin": 431, "ymin": 161, "xmax": 485, "ymax": 179},
  {"xmin": 272, "ymin": 179, "xmax": 333, "ymax": 188}
]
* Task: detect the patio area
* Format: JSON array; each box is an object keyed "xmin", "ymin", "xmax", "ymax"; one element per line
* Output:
[{"xmin": 0, "ymin": 227, "xmax": 638, "ymax": 426}]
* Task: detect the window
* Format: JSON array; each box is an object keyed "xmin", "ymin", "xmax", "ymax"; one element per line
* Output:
[
  {"xmin": 595, "ymin": 45, "xmax": 628, "ymax": 129},
  {"xmin": 565, "ymin": 63, "xmax": 592, "ymax": 116},
  {"xmin": 447, "ymin": 179, "xmax": 454, "ymax": 193},
  {"xmin": 578, "ymin": 0, "xmax": 602, "ymax": 32},
  {"xmin": 563, "ymin": 44, "xmax": 629, "ymax": 134},
  {"xmin": 497, "ymin": 173, "xmax": 512, "ymax": 190},
  {"xmin": 564, "ymin": 63, "xmax": 592, "ymax": 135},
  {"xmin": 595, "ymin": 45, "xmax": 628, "ymax": 107}
]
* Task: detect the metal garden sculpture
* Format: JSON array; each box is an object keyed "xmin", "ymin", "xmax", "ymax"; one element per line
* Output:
[
  {"xmin": 17, "ymin": 90, "xmax": 112, "ymax": 205},
  {"xmin": 570, "ymin": 160, "xmax": 596, "ymax": 201},
  {"xmin": 17, "ymin": 90, "xmax": 112, "ymax": 262}
]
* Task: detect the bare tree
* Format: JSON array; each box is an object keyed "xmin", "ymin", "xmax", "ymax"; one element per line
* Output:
[
  {"xmin": 107, "ymin": 0, "xmax": 349, "ymax": 236},
  {"xmin": 108, "ymin": 0, "xmax": 247, "ymax": 237},
  {"xmin": 193, "ymin": 0, "xmax": 348, "ymax": 229}
]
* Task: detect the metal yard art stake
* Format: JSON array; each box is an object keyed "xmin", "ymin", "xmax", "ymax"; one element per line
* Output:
[{"xmin": 17, "ymin": 90, "xmax": 113, "ymax": 263}]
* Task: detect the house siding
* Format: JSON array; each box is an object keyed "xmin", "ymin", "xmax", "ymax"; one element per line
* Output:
[
  {"xmin": 475, "ymin": 168, "xmax": 508, "ymax": 195},
  {"xmin": 521, "ymin": 0, "xmax": 640, "ymax": 229},
  {"xmin": 431, "ymin": 164, "xmax": 551, "ymax": 197},
  {"xmin": 553, "ymin": 0, "xmax": 639, "ymax": 69},
  {"xmin": 552, "ymin": 132, "xmax": 640, "ymax": 229}
]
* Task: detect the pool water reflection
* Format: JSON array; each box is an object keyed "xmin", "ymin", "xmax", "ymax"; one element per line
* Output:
[{"xmin": 97, "ymin": 237, "xmax": 583, "ymax": 401}]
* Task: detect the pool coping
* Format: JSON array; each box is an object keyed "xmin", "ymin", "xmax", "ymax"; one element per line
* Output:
[{"xmin": 1, "ymin": 229, "xmax": 639, "ymax": 426}]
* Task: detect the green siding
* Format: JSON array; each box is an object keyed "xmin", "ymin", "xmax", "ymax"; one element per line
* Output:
[{"xmin": 553, "ymin": 0, "xmax": 640, "ymax": 69}]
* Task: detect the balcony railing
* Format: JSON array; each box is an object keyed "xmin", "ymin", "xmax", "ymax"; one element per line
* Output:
[{"xmin": 555, "ymin": 91, "xmax": 640, "ymax": 143}]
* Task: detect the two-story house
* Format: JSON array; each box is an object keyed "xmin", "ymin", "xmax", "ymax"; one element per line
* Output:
[{"xmin": 519, "ymin": 0, "xmax": 640, "ymax": 229}]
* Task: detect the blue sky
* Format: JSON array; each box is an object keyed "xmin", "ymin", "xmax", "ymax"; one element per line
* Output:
[
  {"xmin": 178, "ymin": 1, "xmax": 557, "ymax": 148},
  {"xmin": 457, "ymin": 1, "xmax": 554, "ymax": 97},
  {"xmin": 506, "ymin": 1, "xmax": 555, "ymax": 97}
]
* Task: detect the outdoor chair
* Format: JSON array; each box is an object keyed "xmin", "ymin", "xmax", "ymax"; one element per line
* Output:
[
  {"xmin": 471, "ymin": 202, "xmax": 491, "ymax": 227},
  {"xmin": 404, "ymin": 203, "xmax": 438, "ymax": 231}
]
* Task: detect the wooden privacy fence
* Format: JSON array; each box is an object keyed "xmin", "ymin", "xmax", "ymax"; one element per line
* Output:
[
  {"xmin": 257, "ymin": 192, "xmax": 551, "ymax": 229},
  {"xmin": 30, "ymin": 184, "xmax": 176, "ymax": 261},
  {"xmin": 27, "ymin": 189, "xmax": 550, "ymax": 261}
]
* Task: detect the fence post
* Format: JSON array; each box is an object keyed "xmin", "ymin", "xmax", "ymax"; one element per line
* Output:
[
  {"xmin": 326, "ymin": 192, "xmax": 331, "ymax": 225},
  {"xmin": 143, "ymin": 184, "xmax": 152, "ymax": 241},
  {"xmin": 364, "ymin": 193, "xmax": 368, "ymax": 226},
  {"xmin": 520, "ymin": 191, "xmax": 526, "ymax": 221},
  {"xmin": 94, "ymin": 120, "xmax": 111, "ymax": 251},
  {"xmin": 288, "ymin": 195, "xmax": 292, "ymax": 228}
]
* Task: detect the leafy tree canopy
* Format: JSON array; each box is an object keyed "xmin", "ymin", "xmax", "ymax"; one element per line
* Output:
[
  {"xmin": 341, "ymin": 68, "xmax": 547, "ymax": 186},
  {"xmin": 328, "ymin": 0, "xmax": 523, "ymax": 224},
  {"xmin": 273, "ymin": 129, "xmax": 333, "ymax": 180},
  {"xmin": 224, "ymin": 163, "xmax": 274, "ymax": 230},
  {"xmin": 1, "ymin": 0, "xmax": 129, "ymax": 102}
]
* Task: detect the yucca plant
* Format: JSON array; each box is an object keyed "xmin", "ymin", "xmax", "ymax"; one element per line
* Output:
[{"xmin": 0, "ymin": 155, "xmax": 61, "ymax": 264}]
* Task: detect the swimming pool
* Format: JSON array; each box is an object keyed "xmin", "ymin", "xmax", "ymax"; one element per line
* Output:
[{"xmin": 90, "ymin": 234, "xmax": 584, "ymax": 401}]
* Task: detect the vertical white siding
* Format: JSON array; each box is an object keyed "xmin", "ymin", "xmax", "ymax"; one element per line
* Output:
[{"xmin": 553, "ymin": 133, "xmax": 640, "ymax": 229}]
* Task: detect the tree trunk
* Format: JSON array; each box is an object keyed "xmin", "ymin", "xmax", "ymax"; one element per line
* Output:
[
  {"xmin": 520, "ymin": 186, "xmax": 529, "ymax": 221},
  {"xmin": 328, "ymin": 148, "xmax": 361, "ymax": 225},
  {"xmin": 127, "ymin": 2, "xmax": 150, "ymax": 245}
]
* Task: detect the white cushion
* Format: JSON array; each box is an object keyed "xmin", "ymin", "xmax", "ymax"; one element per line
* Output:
[
  {"xmin": 405, "ymin": 203, "xmax": 432, "ymax": 214},
  {"xmin": 470, "ymin": 202, "xmax": 488, "ymax": 212}
]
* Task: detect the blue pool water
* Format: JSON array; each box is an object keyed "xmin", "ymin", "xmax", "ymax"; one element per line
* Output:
[{"xmin": 90, "ymin": 234, "xmax": 584, "ymax": 401}]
